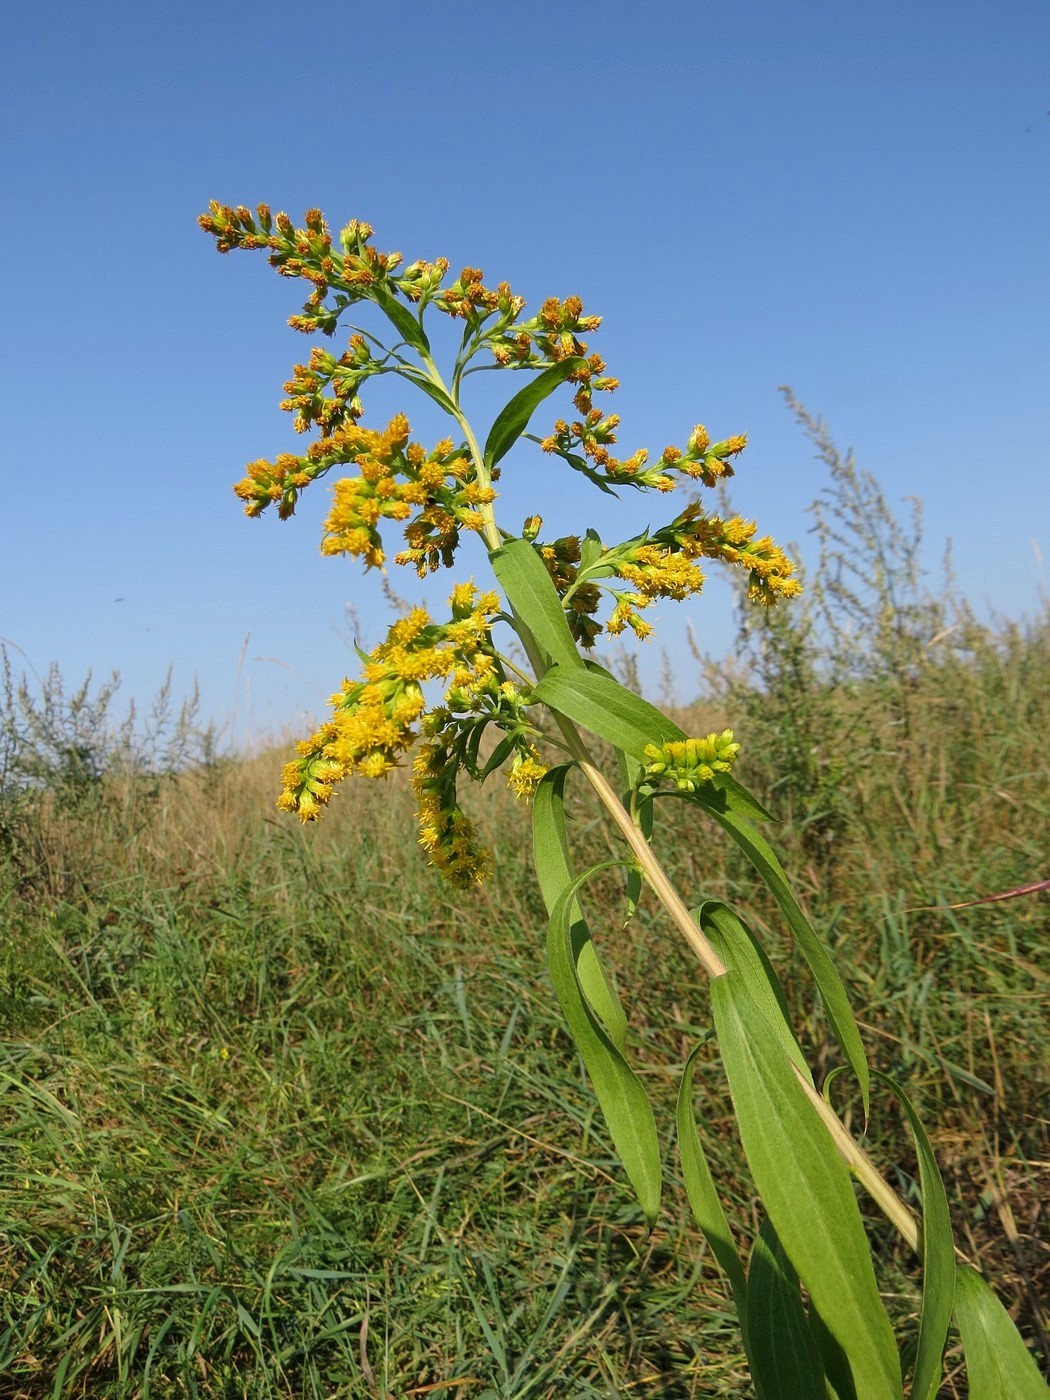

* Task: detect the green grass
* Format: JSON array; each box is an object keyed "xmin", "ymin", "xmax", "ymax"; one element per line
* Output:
[
  {"xmin": 1, "ymin": 774, "xmax": 754, "ymax": 1397},
  {"xmin": 2, "ymin": 597, "xmax": 1049, "ymax": 1396}
]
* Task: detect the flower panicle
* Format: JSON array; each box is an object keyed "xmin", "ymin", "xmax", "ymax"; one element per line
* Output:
[
  {"xmin": 234, "ymin": 414, "xmax": 495, "ymax": 575},
  {"xmin": 529, "ymin": 495, "xmax": 800, "ymax": 648},
  {"xmin": 412, "ymin": 741, "xmax": 491, "ymax": 888},
  {"xmin": 539, "ymin": 416, "xmax": 745, "ymax": 494},
  {"xmin": 198, "ymin": 202, "xmax": 623, "ymax": 437},
  {"xmin": 670, "ymin": 504, "xmax": 804, "ymax": 606},
  {"xmin": 276, "ymin": 584, "xmax": 505, "ymax": 830}
]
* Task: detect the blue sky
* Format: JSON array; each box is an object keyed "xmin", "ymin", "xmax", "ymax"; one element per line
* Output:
[{"xmin": 3, "ymin": 0, "xmax": 1048, "ymax": 746}]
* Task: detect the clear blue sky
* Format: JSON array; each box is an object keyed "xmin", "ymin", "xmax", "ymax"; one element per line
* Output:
[{"xmin": 3, "ymin": 1, "xmax": 1048, "ymax": 746}]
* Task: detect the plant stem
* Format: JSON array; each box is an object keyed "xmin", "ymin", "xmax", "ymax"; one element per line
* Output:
[{"xmin": 431, "ymin": 365, "xmax": 929, "ymax": 1262}]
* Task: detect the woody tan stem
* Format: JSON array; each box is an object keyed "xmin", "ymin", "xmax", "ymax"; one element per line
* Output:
[{"xmin": 556, "ymin": 703, "xmax": 931, "ymax": 1259}]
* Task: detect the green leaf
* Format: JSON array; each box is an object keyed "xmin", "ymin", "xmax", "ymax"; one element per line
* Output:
[
  {"xmin": 477, "ymin": 730, "xmax": 520, "ymax": 781},
  {"xmin": 700, "ymin": 805, "xmax": 870, "ymax": 1114},
  {"xmin": 656, "ymin": 776, "xmax": 773, "ymax": 824},
  {"xmin": 550, "ymin": 445, "xmax": 621, "ymax": 494},
  {"xmin": 490, "ymin": 538, "xmax": 583, "ymax": 672},
  {"xmin": 548, "ymin": 867, "xmax": 662, "ymax": 1225},
  {"xmin": 532, "ymin": 665, "xmax": 685, "ymax": 759},
  {"xmin": 695, "ymin": 902, "xmax": 810, "ymax": 1083},
  {"xmin": 871, "ymin": 1073, "xmax": 954, "ymax": 1400},
  {"xmin": 954, "ymin": 1265, "xmax": 1049, "ymax": 1399},
  {"xmin": 484, "ymin": 358, "xmax": 586, "ymax": 468},
  {"xmin": 706, "ymin": 772, "xmax": 775, "ymax": 822},
  {"xmin": 745, "ymin": 1217, "xmax": 827, "ymax": 1400},
  {"xmin": 676, "ymin": 1040, "xmax": 749, "ymax": 1333},
  {"xmin": 712, "ymin": 970, "xmax": 901, "ymax": 1400},
  {"xmin": 395, "ymin": 366, "xmax": 459, "ymax": 417},
  {"xmin": 374, "ymin": 284, "xmax": 431, "ymax": 355},
  {"xmin": 808, "ymin": 1303, "xmax": 860, "ymax": 1400},
  {"xmin": 578, "ymin": 528, "xmax": 604, "ymax": 572},
  {"xmin": 533, "ymin": 767, "xmax": 627, "ymax": 1051}
]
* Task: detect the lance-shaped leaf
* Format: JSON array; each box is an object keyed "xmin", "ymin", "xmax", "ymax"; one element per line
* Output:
[
  {"xmin": 374, "ymin": 283, "xmax": 431, "ymax": 355},
  {"xmin": 695, "ymin": 902, "xmax": 810, "ymax": 1083},
  {"xmin": 523, "ymin": 436, "xmax": 620, "ymax": 495},
  {"xmin": 872, "ymin": 1072, "xmax": 955, "ymax": 1400},
  {"xmin": 676, "ymin": 1040, "xmax": 749, "ymax": 1336},
  {"xmin": 484, "ymin": 358, "xmax": 586, "ymax": 468},
  {"xmin": 397, "ymin": 367, "xmax": 459, "ymax": 417},
  {"xmin": 745, "ymin": 1216, "xmax": 827, "ymax": 1400},
  {"xmin": 548, "ymin": 870, "xmax": 662, "ymax": 1225},
  {"xmin": 712, "ymin": 970, "xmax": 902, "ymax": 1400},
  {"xmin": 533, "ymin": 767, "xmax": 627, "ymax": 1050},
  {"xmin": 532, "ymin": 664, "xmax": 685, "ymax": 758},
  {"xmin": 699, "ymin": 801, "xmax": 869, "ymax": 1113},
  {"xmin": 491, "ymin": 538, "xmax": 583, "ymax": 672},
  {"xmin": 954, "ymin": 1265, "xmax": 1050, "ymax": 1399}
]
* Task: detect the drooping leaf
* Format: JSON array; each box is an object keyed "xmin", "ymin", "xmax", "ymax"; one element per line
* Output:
[
  {"xmin": 398, "ymin": 369, "xmax": 459, "ymax": 417},
  {"xmin": 526, "ymin": 442, "xmax": 624, "ymax": 498},
  {"xmin": 484, "ymin": 358, "xmax": 586, "ymax": 468},
  {"xmin": 745, "ymin": 1216, "xmax": 827, "ymax": 1400},
  {"xmin": 532, "ymin": 664, "xmax": 685, "ymax": 759},
  {"xmin": 705, "ymin": 771, "xmax": 775, "ymax": 822},
  {"xmin": 712, "ymin": 970, "xmax": 902, "ymax": 1400},
  {"xmin": 548, "ymin": 870, "xmax": 662, "ymax": 1225},
  {"xmin": 954, "ymin": 1265, "xmax": 1049, "ymax": 1399},
  {"xmin": 676, "ymin": 1040, "xmax": 749, "ymax": 1334},
  {"xmin": 533, "ymin": 767, "xmax": 627, "ymax": 1050},
  {"xmin": 491, "ymin": 538, "xmax": 583, "ymax": 672},
  {"xmin": 872, "ymin": 1072, "xmax": 955, "ymax": 1400},
  {"xmin": 695, "ymin": 902, "xmax": 810, "ymax": 1082},
  {"xmin": 700, "ymin": 804, "xmax": 869, "ymax": 1114}
]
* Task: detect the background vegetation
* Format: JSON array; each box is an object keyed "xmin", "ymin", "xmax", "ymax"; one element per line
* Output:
[{"xmin": 2, "ymin": 412, "xmax": 1047, "ymax": 1398}]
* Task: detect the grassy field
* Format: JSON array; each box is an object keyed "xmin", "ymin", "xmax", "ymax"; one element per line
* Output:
[{"xmin": 3, "ymin": 441, "xmax": 1049, "ymax": 1396}]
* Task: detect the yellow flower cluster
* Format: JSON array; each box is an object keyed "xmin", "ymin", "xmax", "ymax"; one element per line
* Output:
[
  {"xmin": 643, "ymin": 731, "xmax": 742, "ymax": 791},
  {"xmin": 412, "ymin": 740, "xmax": 491, "ymax": 887},
  {"xmin": 198, "ymin": 204, "xmax": 404, "ymax": 335},
  {"xmin": 608, "ymin": 546, "xmax": 708, "ymax": 638},
  {"xmin": 234, "ymin": 414, "xmax": 495, "ymax": 573},
  {"xmin": 540, "ymin": 417, "xmax": 745, "ymax": 493},
  {"xmin": 535, "ymin": 536, "xmax": 601, "ymax": 648},
  {"xmin": 532, "ymin": 498, "xmax": 800, "ymax": 646},
  {"xmin": 671, "ymin": 505, "xmax": 803, "ymax": 606},
  {"xmin": 199, "ymin": 204, "xmax": 617, "ymax": 400},
  {"xmin": 506, "ymin": 747, "xmax": 548, "ymax": 800},
  {"xmin": 279, "ymin": 338, "xmax": 369, "ymax": 436},
  {"xmin": 277, "ymin": 586, "xmax": 501, "ymax": 823}
]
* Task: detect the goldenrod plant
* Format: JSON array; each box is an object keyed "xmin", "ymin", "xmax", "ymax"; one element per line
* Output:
[{"xmin": 199, "ymin": 202, "xmax": 1048, "ymax": 1399}]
